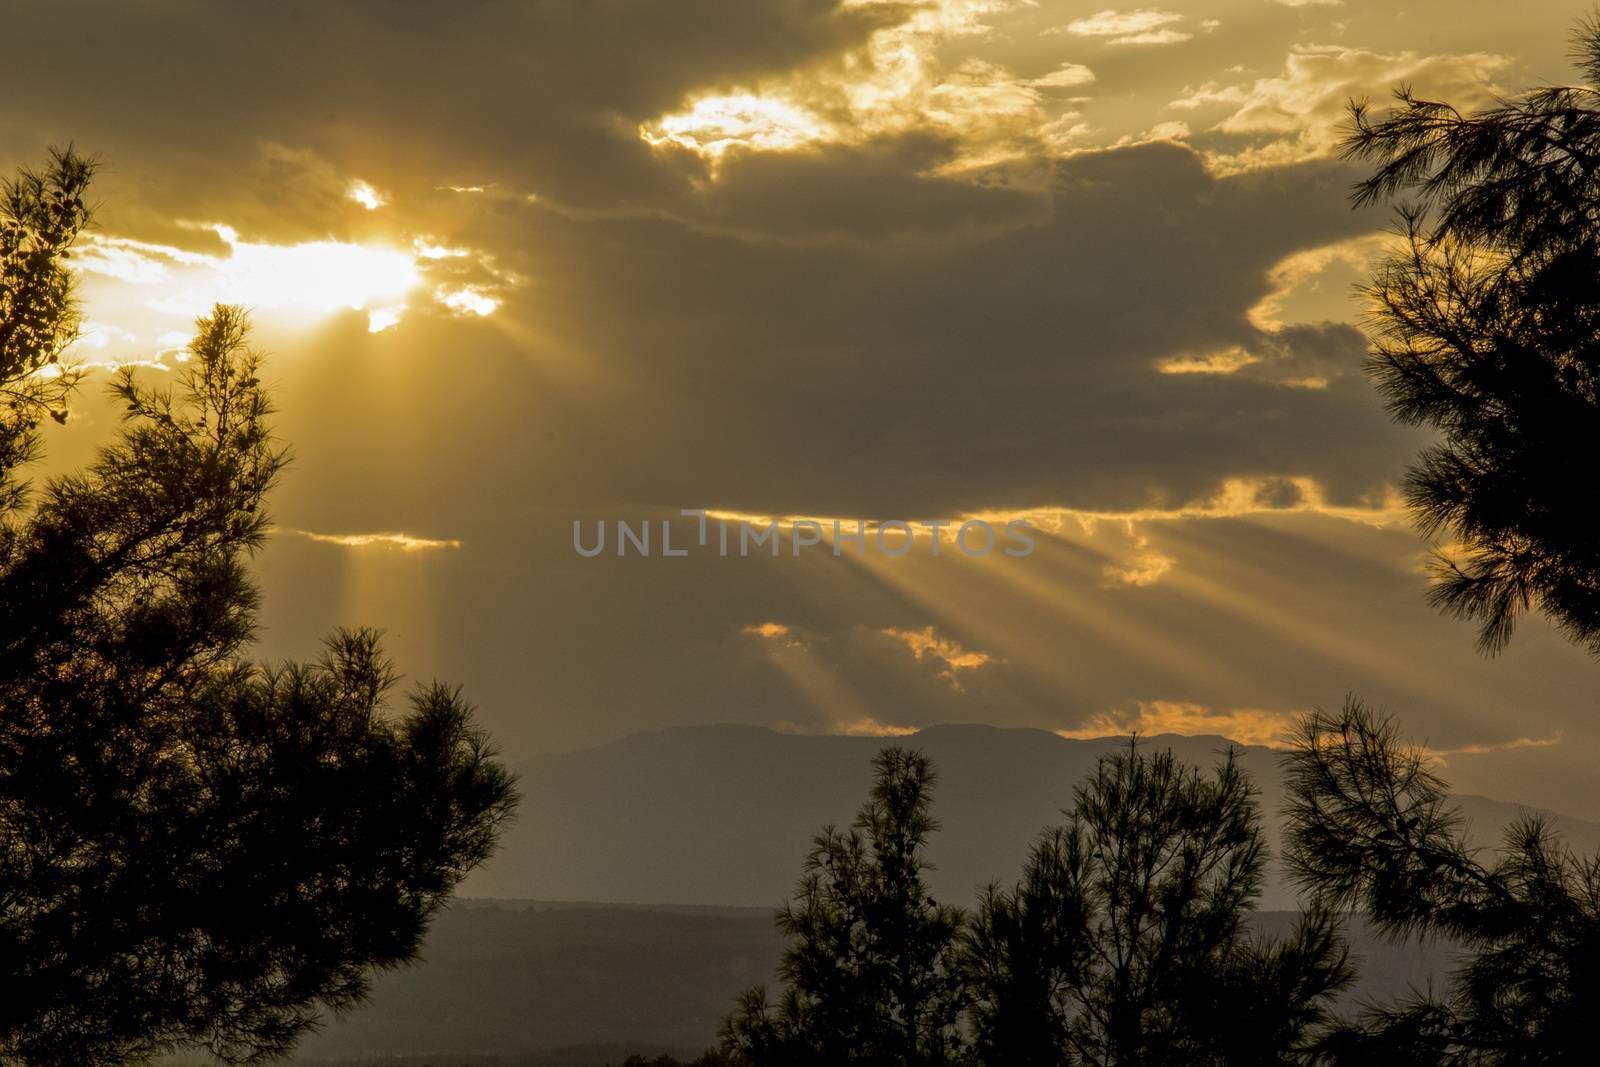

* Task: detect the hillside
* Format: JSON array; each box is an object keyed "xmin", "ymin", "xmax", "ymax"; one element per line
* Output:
[{"xmin": 462, "ymin": 724, "xmax": 1600, "ymax": 911}]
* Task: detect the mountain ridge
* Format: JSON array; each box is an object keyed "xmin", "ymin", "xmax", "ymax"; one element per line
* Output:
[{"xmin": 465, "ymin": 722, "xmax": 1600, "ymax": 911}]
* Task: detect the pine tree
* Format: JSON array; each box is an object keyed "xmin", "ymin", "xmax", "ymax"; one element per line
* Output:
[
  {"xmin": 1283, "ymin": 699, "xmax": 1600, "ymax": 1064},
  {"xmin": 722, "ymin": 749, "xmax": 966, "ymax": 1067},
  {"xmin": 1347, "ymin": 16, "xmax": 1600, "ymax": 654},
  {"xmin": 0, "ymin": 148, "xmax": 517, "ymax": 1065},
  {"xmin": 963, "ymin": 742, "xmax": 1349, "ymax": 1066}
]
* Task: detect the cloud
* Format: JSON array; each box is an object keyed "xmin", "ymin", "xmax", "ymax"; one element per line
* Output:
[
  {"xmin": 71, "ymin": 215, "xmax": 514, "ymax": 342},
  {"xmin": 1061, "ymin": 9, "xmax": 1183, "ymax": 37},
  {"xmin": 1101, "ymin": 531, "xmax": 1176, "ymax": 586},
  {"xmin": 75, "ymin": 321, "xmax": 138, "ymax": 351},
  {"xmin": 347, "ymin": 180, "xmax": 387, "ymax": 210},
  {"xmin": 639, "ymin": 1, "xmax": 1087, "ymax": 175},
  {"xmin": 75, "ymin": 229, "xmax": 419, "ymax": 322},
  {"xmin": 1424, "ymin": 733, "xmax": 1564, "ymax": 766},
  {"xmin": 835, "ymin": 717, "xmax": 922, "ymax": 737},
  {"xmin": 495, "ymin": 140, "xmax": 1425, "ymax": 517},
  {"xmin": 437, "ymin": 285, "xmax": 500, "ymax": 318},
  {"xmin": 881, "ymin": 625, "xmax": 996, "ymax": 689},
  {"xmin": 1142, "ymin": 120, "xmax": 1192, "ymax": 141},
  {"xmin": 1029, "ymin": 63, "xmax": 1097, "ymax": 89},
  {"xmin": 1108, "ymin": 29, "xmax": 1193, "ymax": 47},
  {"xmin": 0, "ymin": 0, "xmax": 929, "ymax": 258},
  {"xmin": 72, "ymin": 234, "xmax": 212, "ymax": 284},
  {"xmin": 1157, "ymin": 345, "xmax": 1261, "ymax": 376},
  {"xmin": 1056, "ymin": 9, "xmax": 1191, "ymax": 46},
  {"xmin": 289, "ymin": 530, "xmax": 463, "ymax": 552},
  {"xmin": 743, "ymin": 621, "xmax": 808, "ymax": 648},
  {"xmin": 1171, "ymin": 44, "xmax": 1511, "ymax": 173},
  {"xmin": 1059, "ymin": 700, "xmax": 1302, "ymax": 748},
  {"xmin": 1248, "ymin": 231, "xmax": 1401, "ymax": 332}
]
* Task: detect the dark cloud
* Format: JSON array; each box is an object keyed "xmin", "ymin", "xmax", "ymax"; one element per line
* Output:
[
  {"xmin": 0, "ymin": 0, "xmax": 893, "ymax": 233},
  {"xmin": 371, "ymin": 141, "xmax": 1419, "ymax": 516}
]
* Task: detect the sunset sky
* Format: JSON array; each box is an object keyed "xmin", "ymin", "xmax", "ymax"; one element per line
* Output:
[{"xmin": 4, "ymin": 0, "xmax": 1597, "ymax": 814}]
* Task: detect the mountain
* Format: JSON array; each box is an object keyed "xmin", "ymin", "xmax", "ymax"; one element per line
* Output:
[{"xmin": 463, "ymin": 723, "xmax": 1600, "ymax": 911}]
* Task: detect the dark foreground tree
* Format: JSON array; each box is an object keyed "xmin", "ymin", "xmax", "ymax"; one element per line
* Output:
[
  {"xmin": 722, "ymin": 749, "xmax": 966, "ymax": 1066},
  {"xmin": 964, "ymin": 742, "xmax": 1349, "ymax": 1067},
  {"xmin": 1346, "ymin": 17, "xmax": 1600, "ymax": 654},
  {"xmin": 0, "ymin": 149, "xmax": 517, "ymax": 1064},
  {"xmin": 1284, "ymin": 698, "xmax": 1600, "ymax": 1064}
]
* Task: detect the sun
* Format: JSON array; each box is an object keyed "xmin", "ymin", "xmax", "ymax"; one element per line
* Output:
[
  {"xmin": 164, "ymin": 225, "xmax": 422, "ymax": 321},
  {"xmin": 72, "ymin": 225, "xmax": 431, "ymax": 349}
]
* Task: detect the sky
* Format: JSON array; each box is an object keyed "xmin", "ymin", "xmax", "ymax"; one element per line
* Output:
[{"xmin": 3, "ymin": 0, "xmax": 1598, "ymax": 814}]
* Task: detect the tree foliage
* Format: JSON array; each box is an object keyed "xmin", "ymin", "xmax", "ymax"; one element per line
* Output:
[
  {"xmin": 0, "ymin": 147, "xmax": 92, "ymax": 514},
  {"xmin": 729, "ymin": 743, "xmax": 1350, "ymax": 1067},
  {"xmin": 1283, "ymin": 698, "xmax": 1600, "ymax": 1064},
  {"xmin": 1346, "ymin": 17, "xmax": 1600, "ymax": 654},
  {"xmin": 964, "ymin": 742, "xmax": 1349, "ymax": 1067},
  {"xmin": 722, "ymin": 749, "xmax": 966, "ymax": 1067},
  {"xmin": 0, "ymin": 149, "xmax": 517, "ymax": 1065}
]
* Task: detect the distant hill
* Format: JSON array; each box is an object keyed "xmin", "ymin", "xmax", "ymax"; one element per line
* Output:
[
  {"xmin": 463, "ymin": 724, "xmax": 1600, "ymax": 911},
  {"xmin": 273, "ymin": 900, "xmax": 1458, "ymax": 1066}
]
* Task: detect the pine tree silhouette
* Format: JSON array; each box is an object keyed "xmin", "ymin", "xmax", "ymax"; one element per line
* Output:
[
  {"xmin": 1347, "ymin": 17, "xmax": 1600, "ymax": 655},
  {"xmin": 0, "ymin": 149, "xmax": 517, "ymax": 1065}
]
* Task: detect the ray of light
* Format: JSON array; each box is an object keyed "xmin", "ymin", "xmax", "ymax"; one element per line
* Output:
[
  {"xmin": 745, "ymin": 625, "xmax": 882, "ymax": 732},
  {"xmin": 1149, "ymin": 520, "xmax": 1496, "ymax": 708},
  {"xmin": 836, "ymin": 523, "xmax": 1237, "ymax": 711}
]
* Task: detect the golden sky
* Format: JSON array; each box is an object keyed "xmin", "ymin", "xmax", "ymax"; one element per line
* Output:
[{"xmin": 4, "ymin": 0, "xmax": 1597, "ymax": 814}]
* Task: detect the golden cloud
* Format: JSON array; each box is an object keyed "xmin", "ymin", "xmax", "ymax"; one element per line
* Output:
[
  {"xmin": 1424, "ymin": 733, "xmax": 1564, "ymax": 767},
  {"xmin": 742, "ymin": 621, "xmax": 809, "ymax": 649},
  {"xmin": 1248, "ymin": 232, "xmax": 1402, "ymax": 333},
  {"xmin": 838, "ymin": 716, "xmax": 922, "ymax": 737},
  {"xmin": 1059, "ymin": 700, "xmax": 1301, "ymax": 748},
  {"xmin": 1057, "ymin": 9, "xmax": 1189, "ymax": 46},
  {"xmin": 881, "ymin": 624, "xmax": 995, "ymax": 690},
  {"xmin": 1157, "ymin": 345, "xmax": 1261, "ymax": 376},
  {"xmin": 1101, "ymin": 529, "xmax": 1175, "ymax": 587},
  {"xmin": 289, "ymin": 530, "xmax": 464, "ymax": 552},
  {"xmin": 640, "ymin": 0, "xmax": 1089, "ymax": 173},
  {"xmin": 1170, "ymin": 45, "xmax": 1510, "ymax": 174}
]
